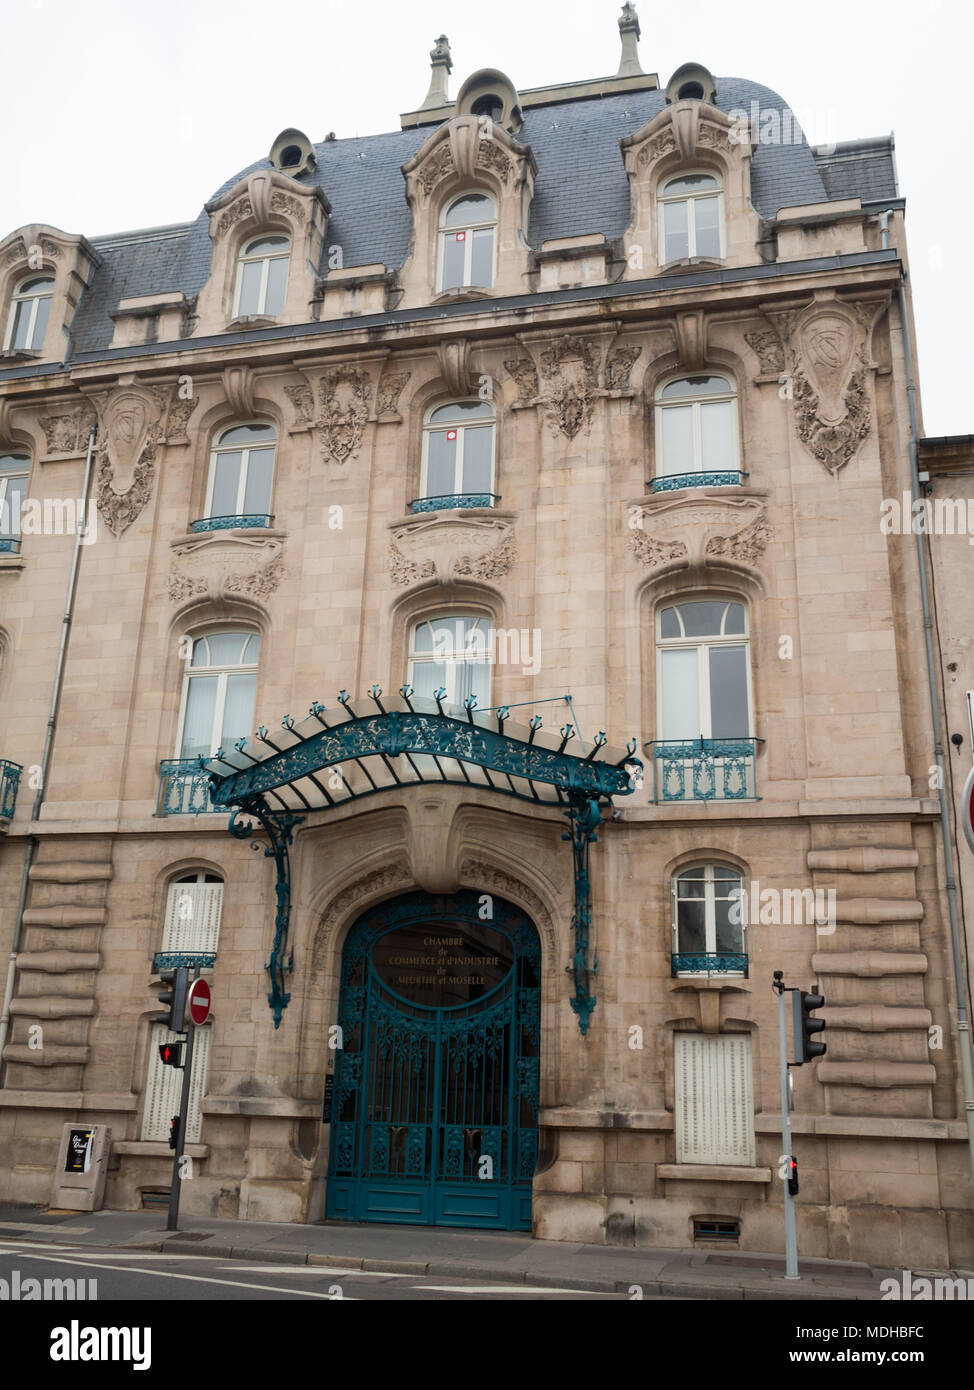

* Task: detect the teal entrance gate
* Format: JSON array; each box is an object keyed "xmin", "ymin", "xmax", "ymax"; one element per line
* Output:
[{"xmin": 325, "ymin": 890, "xmax": 541, "ymax": 1230}]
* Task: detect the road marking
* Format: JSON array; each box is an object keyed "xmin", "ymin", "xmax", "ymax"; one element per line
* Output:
[
  {"xmin": 414, "ymin": 1283, "xmax": 618, "ymax": 1296},
  {"xmin": 0, "ymin": 1221, "xmax": 92, "ymax": 1233},
  {"xmin": 0, "ymin": 1248, "xmax": 357, "ymax": 1299},
  {"xmin": 218, "ymin": 1265, "xmax": 416, "ymax": 1277},
  {"xmin": 0, "ymin": 1240, "xmax": 74, "ymax": 1252}
]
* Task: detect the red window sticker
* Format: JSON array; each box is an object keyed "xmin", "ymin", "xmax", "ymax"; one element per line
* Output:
[
  {"xmin": 446, "ymin": 430, "xmax": 458, "ymax": 441},
  {"xmin": 455, "ymin": 231, "xmax": 466, "ymax": 242}
]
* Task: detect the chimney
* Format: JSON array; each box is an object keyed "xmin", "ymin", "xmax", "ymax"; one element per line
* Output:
[
  {"xmin": 420, "ymin": 34, "xmax": 453, "ymax": 109},
  {"xmin": 616, "ymin": 3, "xmax": 643, "ymax": 78}
]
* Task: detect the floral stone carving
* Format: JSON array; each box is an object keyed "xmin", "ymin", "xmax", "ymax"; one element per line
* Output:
[
  {"xmin": 285, "ymin": 367, "xmax": 374, "ymax": 462},
  {"xmin": 630, "ymin": 495, "xmax": 770, "ymax": 572},
  {"xmin": 389, "ymin": 515, "xmax": 516, "ymax": 587},
  {"xmin": 538, "ymin": 335, "xmax": 600, "ymax": 439},
  {"xmin": 168, "ymin": 535, "xmax": 284, "ymax": 603}
]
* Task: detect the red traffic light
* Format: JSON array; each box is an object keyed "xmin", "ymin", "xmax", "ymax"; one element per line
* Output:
[
  {"xmin": 158, "ymin": 1041, "xmax": 184, "ymax": 1068},
  {"xmin": 787, "ymin": 1157, "xmax": 799, "ymax": 1196}
]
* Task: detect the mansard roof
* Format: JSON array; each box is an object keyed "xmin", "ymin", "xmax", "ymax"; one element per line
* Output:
[{"xmin": 56, "ymin": 76, "xmax": 898, "ymax": 358}]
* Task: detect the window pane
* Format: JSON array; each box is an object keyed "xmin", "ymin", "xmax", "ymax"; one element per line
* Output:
[
  {"xmin": 660, "ymin": 647, "xmax": 700, "ymax": 739},
  {"xmin": 210, "ymin": 452, "xmax": 242, "ymax": 515},
  {"xmin": 411, "ymin": 622, "xmax": 434, "ymax": 654},
  {"xmin": 724, "ymin": 603, "xmax": 746, "ymax": 635},
  {"xmin": 180, "ymin": 675, "xmax": 218, "ymax": 757},
  {"xmin": 237, "ymin": 260, "xmax": 263, "ymax": 316},
  {"xmin": 244, "ymin": 236, "xmax": 289, "ymax": 255},
  {"xmin": 190, "ymin": 637, "xmax": 209, "ymax": 667},
  {"xmin": 460, "ymin": 425, "xmax": 493, "ymax": 492},
  {"xmin": 440, "ymin": 232, "xmax": 466, "ymax": 290},
  {"xmin": 207, "ymin": 632, "xmax": 251, "ymax": 666},
  {"xmin": 219, "ymin": 424, "xmax": 275, "ymax": 446},
  {"xmin": 715, "ymin": 897, "xmax": 744, "ymax": 953},
  {"xmin": 242, "ymin": 448, "xmax": 274, "ymax": 514},
  {"xmin": 471, "ymin": 227, "xmax": 494, "ymax": 287},
  {"xmin": 409, "ymin": 659, "xmax": 447, "ymax": 699},
  {"xmin": 709, "ymin": 645, "xmax": 749, "ymax": 738},
  {"xmin": 659, "ymin": 606, "xmax": 681, "ymax": 639},
  {"xmin": 426, "ymin": 429, "xmax": 458, "ymax": 495},
  {"xmin": 677, "ymin": 871, "xmax": 707, "ymax": 898},
  {"xmin": 242, "ymin": 634, "xmax": 261, "ymax": 664},
  {"xmin": 30, "ymin": 294, "xmax": 51, "ymax": 348},
  {"xmin": 663, "ymin": 200, "xmax": 689, "ymax": 262},
  {"xmin": 444, "ymin": 194, "xmax": 493, "ymax": 227},
  {"xmin": 263, "ymin": 255, "xmax": 289, "ymax": 315},
  {"xmin": 430, "ymin": 401, "xmax": 494, "ymax": 423},
  {"xmin": 10, "ymin": 300, "xmax": 32, "ymax": 350},
  {"xmin": 660, "ymin": 404, "xmax": 694, "ymax": 475},
  {"xmin": 694, "ymin": 196, "xmax": 721, "ymax": 257},
  {"xmin": 455, "ymin": 655, "xmax": 490, "ymax": 708},
  {"xmin": 0, "ymin": 454, "xmax": 30, "ymax": 474},
  {"xmin": 677, "ymin": 899, "xmax": 707, "ymax": 953},
  {"xmin": 664, "ymin": 174, "xmax": 718, "ymax": 195},
  {"xmin": 679, "ymin": 601, "xmax": 727, "ymax": 637},
  {"xmin": 221, "ymin": 672, "xmax": 257, "ymax": 748},
  {"xmin": 700, "ymin": 400, "xmax": 735, "ymax": 471},
  {"xmin": 713, "ymin": 866, "xmax": 742, "ymax": 882}
]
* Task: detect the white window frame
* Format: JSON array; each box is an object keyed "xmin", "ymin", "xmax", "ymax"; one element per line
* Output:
[
  {"xmin": 671, "ymin": 863, "xmax": 746, "ymax": 975},
  {"xmin": 174, "ymin": 630, "xmax": 260, "ymax": 759},
  {"xmin": 658, "ymin": 172, "xmax": 725, "ymax": 263},
  {"xmin": 3, "ymin": 275, "xmax": 54, "ymax": 351},
  {"xmin": 0, "ymin": 455, "xmax": 29, "ymax": 535},
  {"xmin": 674, "ymin": 1032, "xmax": 755, "ymax": 1166},
  {"xmin": 420, "ymin": 403, "xmax": 496, "ymax": 500},
  {"xmin": 656, "ymin": 599, "xmax": 753, "ymax": 740},
  {"xmin": 654, "ymin": 375, "xmax": 739, "ymax": 479},
  {"xmin": 203, "ymin": 424, "xmax": 276, "ymax": 520},
  {"xmin": 232, "ymin": 236, "xmax": 290, "ymax": 318},
  {"xmin": 407, "ymin": 614, "xmax": 493, "ymax": 708},
  {"xmin": 437, "ymin": 194, "xmax": 498, "ymax": 292}
]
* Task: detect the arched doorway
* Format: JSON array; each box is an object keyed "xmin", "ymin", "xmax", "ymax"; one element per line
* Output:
[{"xmin": 325, "ymin": 889, "xmax": 541, "ymax": 1230}]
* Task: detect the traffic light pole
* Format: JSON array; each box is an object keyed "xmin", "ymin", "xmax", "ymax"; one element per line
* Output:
[
  {"xmin": 776, "ymin": 980, "xmax": 800, "ymax": 1280},
  {"xmin": 166, "ymin": 965, "xmax": 200, "ymax": 1232}
]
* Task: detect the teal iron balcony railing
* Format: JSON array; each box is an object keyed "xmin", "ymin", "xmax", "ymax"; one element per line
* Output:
[
  {"xmin": 409, "ymin": 493, "xmax": 500, "ymax": 514},
  {"xmin": 672, "ymin": 951, "xmax": 748, "ymax": 976},
  {"xmin": 0, "ymin": 536, "xmax": 22, "ymax": 554},
  {"xmin": 190, "ymin": 514, "xmax": 274, "ymax": 533},
  {"xmin": 650, "ymin": 471, "xmax": 749, "ymax": 493},
  {"xmin": 648, "ymin": 737, "xmax": 762, "ymax": 802},
  {"xmin": 152, "ymin": 951, "xmax": 216, "ymax": 971},
  {"xmin": 0, "ymin": 759, "xmax": 23, "ymax": 822},
  {"xmin": 157, "ymin": 758, "xmax": 218, "ymax": 815}
]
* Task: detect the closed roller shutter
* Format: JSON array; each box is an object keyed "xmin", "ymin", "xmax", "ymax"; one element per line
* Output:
[
  {"xmin": 161, "ymin": 882, "xmax": 223, "ymax": 956},
  {"xmin": 675, "ymin": 1032, "xmax": 754, "ymax": 1165},
  {"xmin": 141, "ymin": 1023, "xmax": 212, "ymax": 1144}
]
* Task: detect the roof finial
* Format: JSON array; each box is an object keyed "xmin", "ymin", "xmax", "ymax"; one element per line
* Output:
[
  {"xmin": 420, "ymin": 34, "xmax": 453, "ymax": 110},
  {"xmin": 617, "ymin": 3, "xmax": 643, "ymax": 78}
]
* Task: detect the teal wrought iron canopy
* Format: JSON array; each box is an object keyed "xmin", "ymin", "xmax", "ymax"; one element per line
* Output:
[{"xmin": 203, "ymin": 688, "xmax": 641, "ymax": 1032}]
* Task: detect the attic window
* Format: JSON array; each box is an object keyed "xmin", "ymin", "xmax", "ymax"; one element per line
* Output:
[
  {"xmin": 268, "ymin": 127, "xmax": 317, "ymax": 176},
  {"xmin": 471, "ymin": 94, "xmax": 503, "ymax": 122},
  {"xmin": 678, "ymin": 82, "xmax": 705, "ymax": 100},
  {"xmin": 280, "ymin": 145, "xmax": 302, "ymax": 168}
]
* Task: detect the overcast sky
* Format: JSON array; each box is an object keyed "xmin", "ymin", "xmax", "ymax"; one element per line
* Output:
[{"xmin": 2, "ymin": 0, "xmax": 970, "ymax": 435}]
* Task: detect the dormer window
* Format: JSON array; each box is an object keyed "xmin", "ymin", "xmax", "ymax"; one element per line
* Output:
[
  {"xmin": 234, "ymin": 236, "xmax": 290, "ymax": 317},
  {"xmin": 438, "ymin": 194, "xmax": 496, "ymax": 292},
  {"xmin": 659, "ymin": 173, "xmax": 723, "ymax": 262},
  {"xmin": 4, "ymin": 275, "xmax": 54, "ymax": 351}
]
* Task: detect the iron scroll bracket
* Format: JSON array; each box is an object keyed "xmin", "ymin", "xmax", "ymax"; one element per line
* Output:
[
  {"xmin": 563, "ymin": 794, "xmax": 603, "ymax": 1035},
  {"xmin": 229, "ymin": 801, "xmax": 305, "ymax": 1027}
]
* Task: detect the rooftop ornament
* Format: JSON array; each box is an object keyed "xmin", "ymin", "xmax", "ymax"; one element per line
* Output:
[{"xmin": 203, "ymin": 688, "xmax": 641, "ymax": 1031}]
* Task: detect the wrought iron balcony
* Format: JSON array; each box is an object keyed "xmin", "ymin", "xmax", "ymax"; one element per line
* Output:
[
  {"xmin": 190, "ymin": 514, "xmax": 274, "ymax": 533},
  {"xmin": 650, "ymin": 471, "xmax": 749, "ymax": 493},
  {"xmin": 0, "ymin": 759, "xmax": 22, "ymax": 824},
  {"xmin": 409, "ymin": 493, "xmax": 500, "ymax": 514},
  {"xmin": 157, "ymin": 758, "xmax": 219, "ymax": 815},
  {"xmin": 0, "ymin": 536, "xmax": 22, "ymax": 554},
  {"xmin": 152, "ymin": 951, "xmax": 217, "ymax": 972},
  {"xmin": 672, "ymin": 952, "xmax": 748, "ymax": 976},
  {"xmin": 648, "ymin": 738, "xmax": 762, "ymax": 802}
]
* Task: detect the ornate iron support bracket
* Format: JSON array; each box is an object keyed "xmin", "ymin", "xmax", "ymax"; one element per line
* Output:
[
  {"xmin": 563, "ymin": 795, "xmax": 603, "ymax": 1035},
  {"xmin": 229, "ymin": 801, "xmax": 305, "ymax": 1027}
]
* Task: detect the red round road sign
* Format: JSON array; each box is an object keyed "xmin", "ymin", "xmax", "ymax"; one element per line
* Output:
[
  {"xmin": 187, "ymin": 978, "xmax": 211, "ymax": 1025},
  {"xmin": 963, "ymin": 767, "xmax": 974, "ymax": 856}
]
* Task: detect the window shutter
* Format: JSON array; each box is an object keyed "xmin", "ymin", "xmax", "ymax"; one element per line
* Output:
[
  {"xmin": 141, "ymin": 1023, "xmax": 212, "ymax": 1144},
  {"xmin": 161, "ymin": 882, "xmax": 223, "ymax": 955},
  {"xmin": 675, "ymin": 1032, "xmax": 754, "ymax": 1165}
]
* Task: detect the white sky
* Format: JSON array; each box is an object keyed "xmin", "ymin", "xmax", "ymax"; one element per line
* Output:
[{"xmin": 1, "ymin": 0, "xmax": 970, "ymax": 435}]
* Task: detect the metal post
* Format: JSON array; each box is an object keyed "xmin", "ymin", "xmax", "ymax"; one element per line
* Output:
[
  {"xmin": 777, "ymin": 981, "xmax": 799, "ymax": 1279},
  {"xmin": 166, "ymin": 966, "xmax": 199, "ymax": 1232}
]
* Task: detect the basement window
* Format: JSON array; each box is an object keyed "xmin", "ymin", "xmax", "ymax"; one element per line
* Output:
[{"xmin": 693, "ymin": 1219, "xmax": 740, "ymax": 1242}]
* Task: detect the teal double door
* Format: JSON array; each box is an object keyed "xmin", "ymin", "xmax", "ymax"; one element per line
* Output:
[{"xmin": 325, "ymin": 891, "xmax": 541, "ymax": 1230}]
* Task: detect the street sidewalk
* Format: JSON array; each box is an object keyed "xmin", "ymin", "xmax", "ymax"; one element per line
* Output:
[{"xmin": 1, "ymin": 1201, "xmax": 958, "ymax": 1298}]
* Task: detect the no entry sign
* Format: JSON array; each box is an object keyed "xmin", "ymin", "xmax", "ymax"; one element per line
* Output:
[
  {"xmin": 187, "ymin": 978, "xmax": 211, "ymax": 1026},
  {"xmin": 963, "ymin": 766, "xmax": 974, "ymax": 856}
]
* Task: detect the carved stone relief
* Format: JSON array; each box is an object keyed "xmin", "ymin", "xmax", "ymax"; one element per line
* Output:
[
  {"xmin": 629, "ymin": 495, "xmax": 770, "ymax": 572},
  {"xmin": 604, "ymin": 345, "xmax": 642, "ymax": 391},
  {"xmin": 503, "ymin": 358, "xmax": 539, "ymax": 403},
  {"xmin": 376, "ymin": 371, "xmax": 411, "ymax": 420},
  {"xmin": 537, "ymin": 334, "xmax": 600, "ymax": 439},
  {"xmin": 312, "ymin": 861, "xmax": 415, "ymax": 970},
  {"xmin": 389, "ymin": 515, "xmax": 516, "ymax": 587},
  {"xmin": 284, "ymin": 367, "xmax": 374, "ymax": 462},
  {"xmin": 168, "ymin": 534, "xmax": 284, "ymax": 603},
  {"xmin": 744, "ymin": 329, "xmax": 785, "ymax": 376},
  {"xmin": 38, "ymin": 405, "xmax": 97, "ymax": 455},
  {"xmin": 91, "ymin": 382, "xmax": 199, "ymax": 537}
]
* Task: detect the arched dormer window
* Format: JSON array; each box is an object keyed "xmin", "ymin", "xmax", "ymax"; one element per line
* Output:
[
  {"xmin": 659, "ymin": 173, "xmax": 723, "ymax": 263},
  {"xmin": 416, "ymin": 401, "xmax": 496, "ymax": 512},
  {"xmin": 438, "ymin": 194, "xmax": 497, "ymax": 292},
  {"xmin": 653, "ymin": 374, "xmax": 740, "ymax": 489},
  {"xmin": 195, "ymin": 423, "xmax": 276, "ymax": 531},
  {"xmin": 234, "ymin": 235, "xmax": 290, "ymax": 317},
  {"xmin": 4, "ymin": 275, "xmax": 54, "ymax": 351}
]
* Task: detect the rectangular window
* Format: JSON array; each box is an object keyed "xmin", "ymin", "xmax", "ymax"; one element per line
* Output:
[
  {"xmin": 440, "ymin": 235, "xmax": 466, "ymax": 292},
  {"xmin": 161, "ymin": 882, "xmax": 224, "ymax": 956},
  {"xmin": 675, "ymin": 1032, "xmax": 754, "ymax": 1165},
  {"xmin": 663, "ymin": 200, "xmax": 689, "ymax": 262},
  {"xmin": 141, "ymin": 1023, "xmax": 211, "ymax": 1144}
]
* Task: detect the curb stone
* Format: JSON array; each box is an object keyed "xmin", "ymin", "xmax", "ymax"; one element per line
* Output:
[
  {"xmin": 308, "ymin": 1254, "xmax": 365, "ymax": 1269},
  {"xmin": 425, "ymin": 1260, "xmax": 526, "ymax": 1283},
  {"xmin": 360, "ymin": 1257, "xmax": 429, "ymax": 1274},
  {"xmin": 227, "ymin": 1245, "xmax": 308, "ymax": 1264}
]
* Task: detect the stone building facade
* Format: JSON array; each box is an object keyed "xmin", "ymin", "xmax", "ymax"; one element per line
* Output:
[{"xmin": 1, "ymin": 11, "xmax": 972, "ymax": 1265}]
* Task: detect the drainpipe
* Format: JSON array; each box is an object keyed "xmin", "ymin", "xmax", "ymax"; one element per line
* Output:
[
  {"xmin": 880, "ymin": 210, "xmax": 974, "ymax": 1183},
  {"xmin": 0, "ymin": 421, "xmax": 98, "ymax": 1084}
]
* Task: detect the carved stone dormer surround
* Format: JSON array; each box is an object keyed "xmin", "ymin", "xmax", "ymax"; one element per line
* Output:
[{"xmin": 0, "ymin": 224, "xmax": 99, "ymax": 365}]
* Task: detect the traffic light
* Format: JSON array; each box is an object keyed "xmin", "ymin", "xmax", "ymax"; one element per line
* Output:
[
  {"xmin": 793, "ymin": 988, "xmax": 827, "ymax": 1062},
  {"xmin": 158, "ymin": 1041, "xmax": 184, "ymax": 1068},
  {"xmin": 154, "ymin": 967, "xmax": 188, "ymax": 1031},
  {"xmin": 169, "ymin": 1116, "xmax": 179, "ymax": 1150},
  {"xmin": 787, "ymin": 1157, "xmax": 799, "ymax": 1196}
]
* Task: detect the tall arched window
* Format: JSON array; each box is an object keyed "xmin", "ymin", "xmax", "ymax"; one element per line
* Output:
[
  {"xmin": 417, "ymin": 401, "xmax": 495, "ymax": 511},
  {"xmin": 438, "ymin": 193, "xmax": 497, "ymax": 291},
  {"xmin": 0, "ymin": 453, "xmax": 29, "ymax": 548},
  {"xmin": 408, "ymin": 614, "xmax": 492, "ymax": 709},
  {"xmin": 658, "ymin": 173, "xmax": 723, "ymax": 262},
  {"xmin": 234, "ymin": 235, "xmax": 290, "ymax": 317},
  {"xmin": 199, "ymin": 423, "xmax": 276, "ymax": 529},
  {"xmin": 176, "ymin": 631, "xmax": 260, "ymax": 760},
  {"xmin": 4, "ymin": 276, "xmax": 54, "ymax": 351},
  {"xmin": 654, "ymin": 374, "xmax": 739, "ymax": 488},
  {"xmin": 671, "ymin": 863, "xmax": 746, "ymax": 975},
  {"xmin": 657, "ymin": 599, "xmax": 750, "ymax": 741}
]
